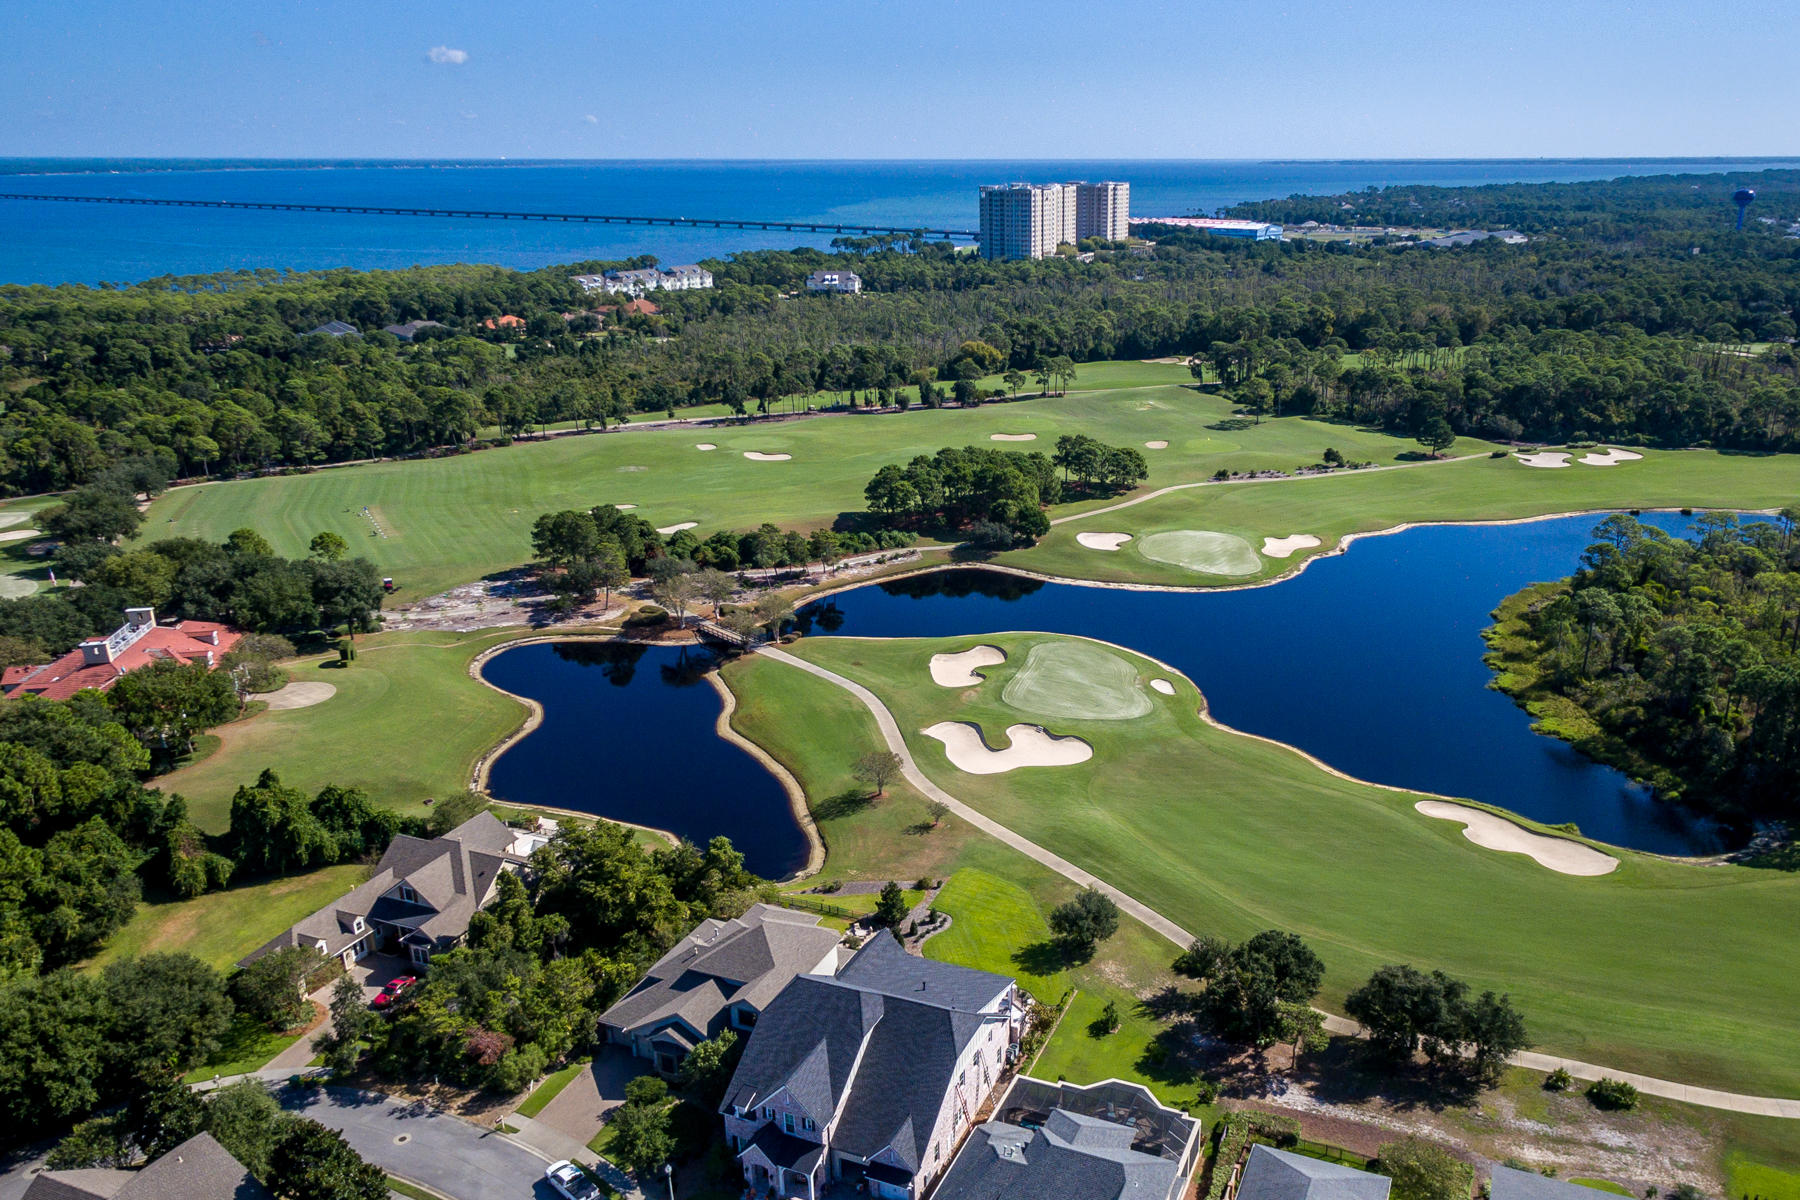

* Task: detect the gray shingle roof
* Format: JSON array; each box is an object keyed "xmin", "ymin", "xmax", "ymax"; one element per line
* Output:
[
  {"xmin": 238, "ymin": 812, "xmax": 527, "ymax": 966},
  {"xmin": 24, "ymin": 1134, "xmax": 271, "ymax": 1200},
  {"xmin": 722, "ymin": 932, "xmax": 1014, "ymax": 1179},
  {"xmin": 600, "ymin": 905, "xmax": 841, "ymax": 1044},
  {"xmin": 933, "ymin": 1113, "xmax": 1180, "ymax": 1200},
  {"xmin": 305, "ymin": 320, "xmax": 359, "ymax": 337},
  {"xmin": 1489, "ymin": 1165, "xmax": 1611, "ymax": 1200},
  {"xmin": 1236, "ymin": 1145, "xmax": 1392, "ymax": 1200}
]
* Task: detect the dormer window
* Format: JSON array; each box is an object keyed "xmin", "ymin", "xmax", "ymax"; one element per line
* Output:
[
  {"xmin": 352, "ymin": 917, "xmax": 365, "ymax": 933},
  {"xmin": 398, "ymin": 883, "xmax": 417, "ymax": 903}
]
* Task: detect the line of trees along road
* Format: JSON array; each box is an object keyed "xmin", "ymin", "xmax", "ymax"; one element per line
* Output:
[{"xmin": 1, "ymin": 169, "xmax": 1798, "ymax": 494}]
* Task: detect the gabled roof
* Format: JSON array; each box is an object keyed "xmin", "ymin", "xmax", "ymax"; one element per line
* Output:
[
  {"xmin": 238, "ymin": 811, "xmax": 527, "ymax": 966},
  {"xmin": 23, "ymin": 1133, "xmax": 271, "ymax": 1200},
  {"xmin": 723, "ymin": 932, "xmax": 1015, "ymax": 1177},
  {"xmin": 934, "ymin": 1107, "xmax": 1182, "ymax": 1200},
  {"xmin": 2, "ymin": 618, "xmax": 243, "ymax": 702},
  {"xmin": 1489, "ymin": 1165, "xmax": 1612, "ymax": 1200},
  {"xmin": 306, "ymin": 320, "xmax": 359, "ymax": 337},
  {"xmin": 601, "ymin": 904, "xmax": 840, "ymax": 1042},
  {"xmin": 1235, "ymin": 1145, "xmax": 1392, "ymax": 1200}
]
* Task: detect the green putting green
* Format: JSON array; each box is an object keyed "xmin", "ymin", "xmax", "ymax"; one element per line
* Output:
[
  {"xmin": 1000, "ymin": 640, "xmax": 1153, "ymax": 721},
  {"xmin": 1135, "ymin": 529, "xmax": 1263, "ymax": 575}
]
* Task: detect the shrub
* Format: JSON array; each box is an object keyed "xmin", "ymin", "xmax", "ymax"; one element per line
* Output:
[
  {"xmin": 1544, "ymin": 1067, "xmax": 1573, "ymax": 1092},
  {"xmin": 1585, "ymin": 1077, "xmax": 1639, "ymax": 1111},
  {"xmin": 624, "ymin": 605, "xmax": 670, "ymax": 629}
]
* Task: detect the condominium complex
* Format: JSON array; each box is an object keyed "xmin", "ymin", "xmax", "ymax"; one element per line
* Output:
[
  {"xmin": 571, "ymin": 264, "xmax": 714, "ymax": 295},
  {"xmin": 978, "ymin": 180, "xmax": 1130, "ymax": 260}
]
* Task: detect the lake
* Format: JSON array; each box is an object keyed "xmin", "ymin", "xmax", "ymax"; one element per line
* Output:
[
  {"xmin": 477, "ymin": 512, "xmax": 1729, "ymax": 875},
  {"xmin": 4, "ymin": 157, "xmax": 1796, "ymax": 284}
]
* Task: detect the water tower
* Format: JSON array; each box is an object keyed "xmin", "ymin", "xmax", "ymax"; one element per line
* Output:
[{"xmin": 1733, "ymin": 187, "xmax": 1756, "ymax": 230}]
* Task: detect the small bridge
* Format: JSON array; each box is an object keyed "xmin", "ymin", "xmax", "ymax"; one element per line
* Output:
[
  {"xmin": 695, "ymin": 619, "xmax": 758, "ymax": 650},
  {"xmin": 0, "ymin": 192, "xmax": 980, "ymax": 241}
]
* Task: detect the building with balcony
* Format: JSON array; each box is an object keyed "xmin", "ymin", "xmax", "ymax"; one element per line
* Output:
[
  {"xmin": 979, "ymin": 181, "xmax": 1130, "ymax": 259},
  {"xmin": 1, "ymin": 607, "xmax": 241, "ymax": 702},
  {"xmin": 805, "ymin": 269, "xmax": 862, "ymax": 294}
]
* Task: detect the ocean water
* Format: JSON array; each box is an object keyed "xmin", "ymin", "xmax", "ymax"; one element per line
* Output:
[{"xmin": 2, "ymin": 158, "xmax": 1795, "ymax": 285}]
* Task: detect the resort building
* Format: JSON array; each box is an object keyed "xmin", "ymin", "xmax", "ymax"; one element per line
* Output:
[
  {"xmin": 979, "ymin": 181, "xmax": 1131, "ymax": 259},
  {"xmin": 805, "ymin": 269, "xmax": 863, "ymax": 294},
  {"xmin": 932, "ymin": 1076, "xmax": 1203, "ymax": 1200},
  {"xmin": 720, "ymin": 931, "xmax": 1025, "ymax": 1200},
  {"xmin": 572, "ymin": 264, "xmax": 714, "ymax": 295},
  {"xmin": 599, "ymin": 904, "xmax": 844, "ymax": 1077},
  {"xmin": 22, "ymin": 1132, "xmax": 271, "ymax": 1200},
  {"xmin": 1130, "ymin": 216, "xmax": 1284, "ymax": 240},
  {"xmin": 1, "ymin": 607, "xmax": 241, "ymax": 702},
  {"xmin": 239, "ymin": 812, "xmax": 552, "ymax": 972}
]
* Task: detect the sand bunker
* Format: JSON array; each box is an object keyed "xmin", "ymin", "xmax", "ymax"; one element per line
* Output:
[
  {"xmin": 1415, "ymin": 801, "xmax": 1618, "ymax": 876},
  {"xmin": 256, "ymin": 681, "xmax": 337, "ymax": 711},
  {"xmin": 1144, "ymin": 440, "xmax": 1168, "ymax": 449},
  {"xmin": 1138, "ymin": 530, "xmax": 1262, "ymax": 576},
  {"xmin": 657, "ymin": 522, "xmax": 698, "ymax": 535},
  {"xmin": 1515, "ymin": 451, "xmax": 1571, "ymax": 469},
  {"xmin": 990, "ymin": 433, "xmax": 1037, "ymax": 442},
  {"xmin": 1003, "ymin": 641, "xmax": 1153, "ymax": 721},
  {"xmin": 1580, "ymin": 448, "xmax": 1643, "ymax": 466},
  {"xmin": 1261, "ymin": 534, "xmax": 1322, "ymax": 559},
  {"xmin": 929, "ymin": 645, "xmax": 1006, "ymax": 688},
  {"xmin": 0, "ymin": 529, "xmax": 41, "ymax": 545},
  {"xmin": 1150, "ymin": 679, "xmax": 1176, "ymax": 696},
  {"xmin": 0, "ymin": 576, "xmax": 36, "ymax": 599},
  {"xmin": 923, "ymin": 721, "xmax": 1093, "ymax": 774},
  {"xmin": 1076, "ymin": 532, "xmax": 1133, "ymax": 552},
  {"xmin": 0, "ymin": 513, "xmax": 31, "ymax": 530},
  {"xmin": 695, "ymin": 443, "xmax": 717, "ymax": 451},
  {"xmin": 613, "ymin": 504, "xmax": 637, "ymax": 511},
  {"xmin": 743, "ymin": 451, "xmax": 792, "ymax": 461}
]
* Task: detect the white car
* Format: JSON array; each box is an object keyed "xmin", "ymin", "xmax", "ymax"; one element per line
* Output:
[{"xmin": 544, "ymin": 1160, "xmax": 601, "ymax": 1200}]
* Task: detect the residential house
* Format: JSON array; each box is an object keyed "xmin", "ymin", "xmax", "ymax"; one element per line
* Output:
[
  {"xmin": 1489, "ymin": 1164, "xmax": 1622, "ymax": 1200},
  {"xmin": 720, "ymin": 931, "xmax": 1025, "ymax": 1200},
  {"xmin": 304, "ymin": 320, "xmax": 360, "ymax": 337},
  {"xmin": 600, "ymin": 904, "xmax": 843, "ymax": 1076},
  {"xmin": 22, "ymin": 1131, "xmax": 272, "ymax": 1200},
  {"xmin": 932, "ymin": 1076, "xmax": 1203, "ymax": 1200},
  {"xmin": 238, "ymin": 812, "xmax": 551, "ymax": 972},
  {"xmin": 1, "ymin": 607, "xmax": 241, "ymax": 702},
  {"xmin": 380, "ymin": 319, "xmax": 446, "ymax": 341},
  {"xmin": 482, "ymin": 314, "xmax": 526, "ymax": 331},
  {"xmin": 804, "ymin": 269, "xmax": 862, "ymax": 294},
  {"xmin": 1233, "ymin": 1144, "xmax": 1392, "ymax": 1200}
]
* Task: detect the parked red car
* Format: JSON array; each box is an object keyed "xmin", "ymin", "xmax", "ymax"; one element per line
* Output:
[{"xmin": 371, "ymin": 975, "xmax": 417, "ymax": 1009}]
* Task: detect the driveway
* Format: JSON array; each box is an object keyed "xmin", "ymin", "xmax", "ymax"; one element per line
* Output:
[
  {"xmin": 534, "ymin": 1050, "xmax": 651, "ymax": 1146},
  {"xmin": 281, "ymin": 1085, "xmax": 560, "ymax": 1200}
]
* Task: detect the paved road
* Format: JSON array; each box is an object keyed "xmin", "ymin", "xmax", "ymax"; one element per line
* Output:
[
  {"xmin": 758, "ymin": 647, "xmax": 1800, "ymax": 1120},
  {"xmin": 281, "ymin": 1086, "xmax": 561, "ymax": 1200}
]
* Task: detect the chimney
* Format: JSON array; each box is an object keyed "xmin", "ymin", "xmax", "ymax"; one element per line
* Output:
[{"xmin": 78, "ymin": 638, "xmax": 112, "ymax": 666}]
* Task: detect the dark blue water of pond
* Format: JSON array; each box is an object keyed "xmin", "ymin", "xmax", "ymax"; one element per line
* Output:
[
  {"xmin": 480, "ymin": 640, "xmax": 809, "ymax": 878},
  {"xmin": 481, "ymin": 512, "xmax": 1737, "ymax": 872},
  {"xmin": 801, "ymin": 511, "xmax": 1737, "ymax": 857}
]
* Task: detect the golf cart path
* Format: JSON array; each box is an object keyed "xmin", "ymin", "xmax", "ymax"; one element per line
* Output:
[{"xmin": 757, "ymin": 646, "xmax": 1800, "ymax": 1120}]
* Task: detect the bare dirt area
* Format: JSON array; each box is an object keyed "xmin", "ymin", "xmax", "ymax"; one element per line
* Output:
[{"xmin": 380, "ymin": 569, "xmax": 625, "ymax": 633}]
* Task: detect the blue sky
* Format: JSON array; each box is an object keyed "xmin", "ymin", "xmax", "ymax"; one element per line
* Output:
[{"xmin": 1, "ymin": 0, "xmax": 1793, "ymax": 159}]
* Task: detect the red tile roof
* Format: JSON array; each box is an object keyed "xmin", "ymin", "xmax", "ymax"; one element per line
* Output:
[{"xmin": 2, "ymin": 619, "xmax": 244, "ymax": 702}]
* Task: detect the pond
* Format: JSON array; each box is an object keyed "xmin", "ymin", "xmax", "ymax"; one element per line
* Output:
[
  {"xmin": 482, "ymin": 512, "xmax": 1735, "ymax": 872},
  {"xmin": 480, "ymin": 641, "xmax": 810, "ymax": 878},
  {"xmin": 800, "ymin": 511, "xmax": 1732, "ymax": 857}
]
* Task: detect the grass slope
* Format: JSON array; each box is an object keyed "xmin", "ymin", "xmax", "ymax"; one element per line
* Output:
[
  {"xmin": 140, "ymin": 361, "xmax": 1474, "ymax": 599},
  {"xmin": 780, "ymin": 633, "xmax": 1800, "ymax": 1098}
]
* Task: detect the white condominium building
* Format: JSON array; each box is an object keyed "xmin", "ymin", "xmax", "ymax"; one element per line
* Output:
[
  {"xmin": 978, "ymin": 181, "xmax": 1131, "ymax": 260},
  {"xmin": 571, "ymin": 264, "xmax": 714, "ymax": 295}
]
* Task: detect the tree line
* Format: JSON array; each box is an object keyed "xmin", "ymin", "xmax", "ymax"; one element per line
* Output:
[
  {"xmin": 1486, "ymin": 512, "xmax": 1800, "ymax": 826},
  {"xmin": 2, "ymin": 168, "xmax": 1798, "ymax": 494}
]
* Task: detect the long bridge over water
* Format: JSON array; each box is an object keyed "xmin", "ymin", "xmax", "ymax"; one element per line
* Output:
[{"xmin": 0, "ymin": 191, "xmax": 980, "ymax": 241}]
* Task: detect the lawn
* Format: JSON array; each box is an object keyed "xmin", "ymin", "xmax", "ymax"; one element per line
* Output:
[
  {"xmin": 1727, "ymin": 1154, "xmax": 1800, "ymax": 1200},
  {"xmin": 515, "ymin": 1058, "xmax": 589, "ymax": 1118},
  {"xmin": 1016, "ymin": 446, "xmax": 1800, "ymax": 588},
  {"xmin": 153, "ymin": 629, "xmax": 528, "ymax": 831},
  {"xmin": 182, "ymin": 1010, "xmax": 311, "ymax": 1082},
  {"xmin": 139, "ymin": 360, "xmax": 1466, "ymax": 600},
  {"xmin": 771, "ymin": 633, "xmax": 1800, "ymax": 1099},
  {"xmin": 89, "ymin": 862, "xmax": 371, "ymax": 971}
]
